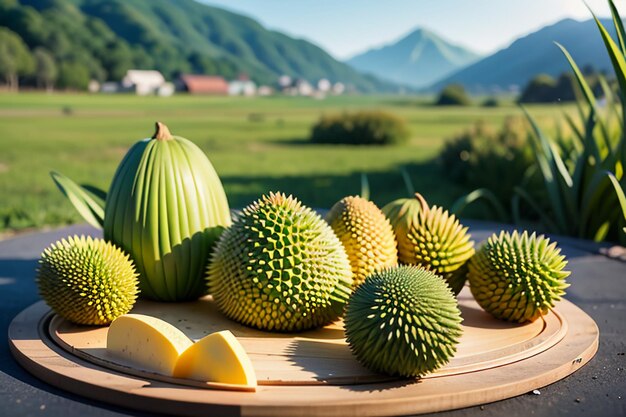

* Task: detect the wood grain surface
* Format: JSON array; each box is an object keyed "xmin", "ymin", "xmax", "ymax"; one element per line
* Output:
[
  {"xmin": 48, "ymin": 287, "xmax": 566, "ymax": 386},
  {"xmin": 9, "ymin": 288, "xmax": 598, "ymax": 416}
]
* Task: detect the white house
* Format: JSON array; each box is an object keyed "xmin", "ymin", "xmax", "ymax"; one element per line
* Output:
[
  {"xmin": 317, "ymin": 78, "xmax": 331, "ymax": 93},
  {"xmin": 229, "ymin": 79, "xmax": 257, "ymax": 96},
  {"xmin": 332, "ymin": 82, "xmax": 346, "ymax": 95},
  {"xmin": 295, "ymin": 79, "xmax": 313, "ymax": 96},
  {"xmin": 122, "ymin": 70, "xmax": 167, "ymax": 96},
  {"xmin": 278, "ymin": 75, "xmax": 292, "ymax": 89},
  {"xmin": 257, "ymin": 85, "xmax": 273, "ymax": 96}
]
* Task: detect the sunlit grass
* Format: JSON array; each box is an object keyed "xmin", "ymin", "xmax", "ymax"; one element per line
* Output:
[{"xmin": 0, "ymin": 92, "xmax": 575, "ymax": 233}]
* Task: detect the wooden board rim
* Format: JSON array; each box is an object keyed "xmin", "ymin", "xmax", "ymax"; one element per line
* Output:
[
  {"xmin": 9, "ymin": 299, "xmax": 598, "ymax": 417},
  {"xmin": 46, "ymin": 289, "xmax": 569, "ymax": 386}
]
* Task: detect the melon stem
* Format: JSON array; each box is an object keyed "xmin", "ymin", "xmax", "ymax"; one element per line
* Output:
[
  {"xmin": 152, "ymin": 122, "xmax": 173, "ymax": 141},
  {"xmin": 414, "ymin": 193, "xmax": 429, "ymax": 213}
]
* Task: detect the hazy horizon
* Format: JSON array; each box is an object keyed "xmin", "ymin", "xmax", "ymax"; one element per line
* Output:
[{"xmin": 201, "ymin": 0, "xmax": 614, "ymax": 59}]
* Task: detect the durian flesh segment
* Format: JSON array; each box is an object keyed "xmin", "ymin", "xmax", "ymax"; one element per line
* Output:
[
  {"xmin": 327, "ymin": 196, "xmax": 398, "ymax": 286},
  {"xmin": 468, "ymin": 230, "xmax": 570, "ymax": 323},
  {"xmin": 345, "ymin": 265, "xmax": 462, "ymax": 378},
  {"xmin": 106, "ymin": 314, "xmax": 193, "ymax": 376},
  {"xmin": 174, "ymin": 330, "xmax": 257, "ymax": 386}
]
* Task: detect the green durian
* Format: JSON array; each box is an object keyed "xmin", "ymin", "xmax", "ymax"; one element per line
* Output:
[
  {"xmin": 344, "ymin": 265, "xmax": 462, "ymax": 377},
  {"xmin": 468, "ymin": 231, "xmax": 570, "ymax": 323},
  {"xmin": 207, "ymin": 192, "xmax": 353, "ymax": 332},
  {"xmin": 382, "ymin": 193, "xmax": 474, "ymax": 295},
  {"xmin": 326, "ymin": 196, "xmax": 398, "ymax": 287},
  {"xmin": 37, "ymin": 235, "xmax": 139, "ymax": 325}
]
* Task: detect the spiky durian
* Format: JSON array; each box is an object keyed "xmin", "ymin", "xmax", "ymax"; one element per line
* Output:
[
  {"xmin": 207, "ymin": 192, "xmax": 353, "ymax": 332},
  {"xmin": 468, "ymin": 231, "xmax": 570, "ymax": 323},
  {"xmin": 37, "ymin": 235, "xmax": 139, "ymax": 325},
  {"xmin": 326, "ymin": 196, "xmax": 398, "ymax": 287},
  {"xmin": 344, "ymin": 265, "xmax": 462, "ymax": 377},
  {"xmin": 382, "ymin": 193, "xmax": 474, "ymax": 295}
]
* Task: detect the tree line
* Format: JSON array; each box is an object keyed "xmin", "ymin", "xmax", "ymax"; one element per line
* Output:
[{"xmin": 0, "ymin": 0, "xmax": 239, "ymax": 91}]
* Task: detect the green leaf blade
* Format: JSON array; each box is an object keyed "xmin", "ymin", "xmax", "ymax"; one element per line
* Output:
[{"xmin": 50, "ymin": 171, "xmax": 105, "ymax": 229}]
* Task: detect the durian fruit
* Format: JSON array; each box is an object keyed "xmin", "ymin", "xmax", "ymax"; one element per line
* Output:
[
  {"xmin": 207, "ymin": 192, "xmax": 353, "ymax": 332},
  {"xmin": 326, "ymin": 196, "xmax": 398, "ymax": 287},
  {"xmin": 381, "ymin": 194, "xmax": 427, "ymax": 242},
  {"xmin": 344, "ymin": 265, "xmax": 462, "ymax": 377},
  {"xmin": 37, "ymin": 235, "xmax": 139, "ymax": 325},
  {"xmin": 468, "ymin": 231, "xmax": 570, "ymax": 323},
  {"xmin": 103, "ymin": 122, "xmax": 231, "ymax": 302},
  {"xmin": 382, "ymin": 193, "xmax": 474, "ymax": 295}
]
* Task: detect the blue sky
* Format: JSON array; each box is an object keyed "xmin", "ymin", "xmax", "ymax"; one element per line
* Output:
[{"xmin": 201, "ymin": 0, "xmax": 613, "ymax": 59}]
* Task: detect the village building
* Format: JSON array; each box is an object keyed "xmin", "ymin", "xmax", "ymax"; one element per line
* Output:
[
  {"xmin": 228, "ymin": 80, "xmax": 256, "ymax": 96},
  {"xmin": 257, "ymin": 85, "xmax": 273, "ymax": 96},
  {"xmin": 332, "ymin": 82, "xmax": 346, "ymax": 95},
  {"xmin": 122, "ymin": 70, "xmax": 168, "ymax": 96},
  {"xmin": 295, "ymin": 79, "xmax": 314, "ymax": 96},
  {"xmin": 317, "ymin": 78, "xmax": 331, "ymax": 93},
  {"xmin": 178, "ymin": 74, "xmax": 229, "ymax": 95},
  {"xmin": 278, "ymin": 75, "xmax": 292, "ymax": 89}
]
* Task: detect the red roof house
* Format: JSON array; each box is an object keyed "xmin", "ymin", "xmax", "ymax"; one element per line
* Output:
[{"xmin": 179, "ymin": 75, "xmax": 229, "ymax": 95}]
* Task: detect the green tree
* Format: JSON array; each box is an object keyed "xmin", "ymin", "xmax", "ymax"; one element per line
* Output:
[
  {"xmin": 57, "ymin": 60, "xmax": 90, "ymax": 90},
  {"xmin": 0, "ymin": 28, "xmax": 34, "ymax": 90},
  {"xmin": 189, "ymin": 52, "xmax": 217, "ymax": 75},
  {"xmin": 131, "ymin": 46, "xmax": 154, "ymax": 70},
  {"xmin": 518, "ymin": 72, "xmax": 598, "ymax": 103},
  {"xmin": 4, "ymin": 6, "xmax": 49, "ymax": 47},
  {"xmin": 44, "ymin": 29, "xmax": 71, "ymax": 58},
  {"xmin": 518, "ymin": 74, "xmax": 557, "ymax": 103},
  {"xmin": 99, "ymin": 40, "xmax": 134, "ymax": 80},
  {"xmin": 33, "ymin": 47, "xmax": 57, "ymax": 90},
  {"xmin": 435, "ymin": 84, "xmax": 471, "ymax": 106}
]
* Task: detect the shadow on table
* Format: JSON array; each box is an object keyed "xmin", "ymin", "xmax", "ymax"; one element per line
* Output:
[{"xmin": 284, "ymin": 338, "xmax": 417, "ymax": 392}]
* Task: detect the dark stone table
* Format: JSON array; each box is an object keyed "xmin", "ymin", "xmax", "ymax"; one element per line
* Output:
[{"xmin": 1, "ymin": 222, "xmax": 624, "ymax": 417}]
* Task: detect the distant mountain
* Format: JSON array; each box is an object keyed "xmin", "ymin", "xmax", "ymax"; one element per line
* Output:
[
  {"xmin": 431, "ymin": 18, "xmax": 617, "ymax": 93},
  {"xmin": 1, "ymin": 0, "xmax": 396, "ymax": 92},
  {"xmin": 346, "ymin": 28, "xmax": 480, "ymax": 88}
]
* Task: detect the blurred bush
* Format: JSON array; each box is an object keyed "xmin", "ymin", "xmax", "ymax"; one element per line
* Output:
[
  {"xmin": 435, "ymin": 84, "xmax": 471, "ymax": 106},
  {"xmin": 310, "ymin": 111, "xmax": 410, "ymax": 145},
  {"xmin": 481, "ymin": 97, "xmax": 499, "ymax": 107},
  {"xmin": 518, "ymin": 74, "xmax": 558, "ymax": 103},
  {"xmin": 450, "ymin": 1, "xmax": 626, "ymax": 243},
  {"xmin": 518, "ymin": 70, "xmax": 604, "ymax": 103},
  {"xmin": 439, "ymin": 117, "xmax": 535, "ymax": 210}
]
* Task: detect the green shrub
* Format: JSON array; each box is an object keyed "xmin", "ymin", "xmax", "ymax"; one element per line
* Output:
[
  {"xmin": 518, "ymin": 74, "xmax": 558, "ymax": 103},
  {"xmin": 482, "ymin": 97, "xmax": 499, "ymax": 107},
  {"xmin": 435, "ymin": 84, "xmax": 471, "ymax": 106},
  {"xmin": 310, "ymin": 111, "xmax": 410, "ymax": 146},
  {"xmin": 440, "ymin": 117, "xmax": 535, "ymax": 213},
  {"xmin": 519, "ymin": 71, "xmax": 602, "ymax": 103},
  {"xmin": 453, "ymin": 0, "xmax": 626, "ymax": 243},
  {"xmin": 513, "ymin": 3, "xmax": 626, "ymax": 243}
]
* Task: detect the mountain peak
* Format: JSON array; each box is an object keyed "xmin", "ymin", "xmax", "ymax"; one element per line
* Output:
[
  {"xmin": 430, "ymin": 17, "xmax": 617, "ymax": 93},
  {"xmin": 347, "ymin": 28, "xmax": 480, "ymax": 88}
]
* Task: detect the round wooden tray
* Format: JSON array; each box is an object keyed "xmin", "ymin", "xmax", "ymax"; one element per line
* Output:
[{"xmin": 9, "ymin": 287, "xmax": 598, "ymax": 416}]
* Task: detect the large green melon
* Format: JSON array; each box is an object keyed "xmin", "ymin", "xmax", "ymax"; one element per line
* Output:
[{"xmin": 104, "ymin": 122, "xmax": 231, "ymax": 301}]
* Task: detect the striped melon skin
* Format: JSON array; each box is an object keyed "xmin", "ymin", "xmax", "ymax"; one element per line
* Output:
[{"xmin": 104, "ymin": 123, "xmax": 231, "ymax": 301}]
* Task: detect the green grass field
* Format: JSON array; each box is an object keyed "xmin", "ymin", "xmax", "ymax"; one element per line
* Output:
[{"xmin": 0, "ymin": 92, "xmax": 573, "ymax": 235}]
